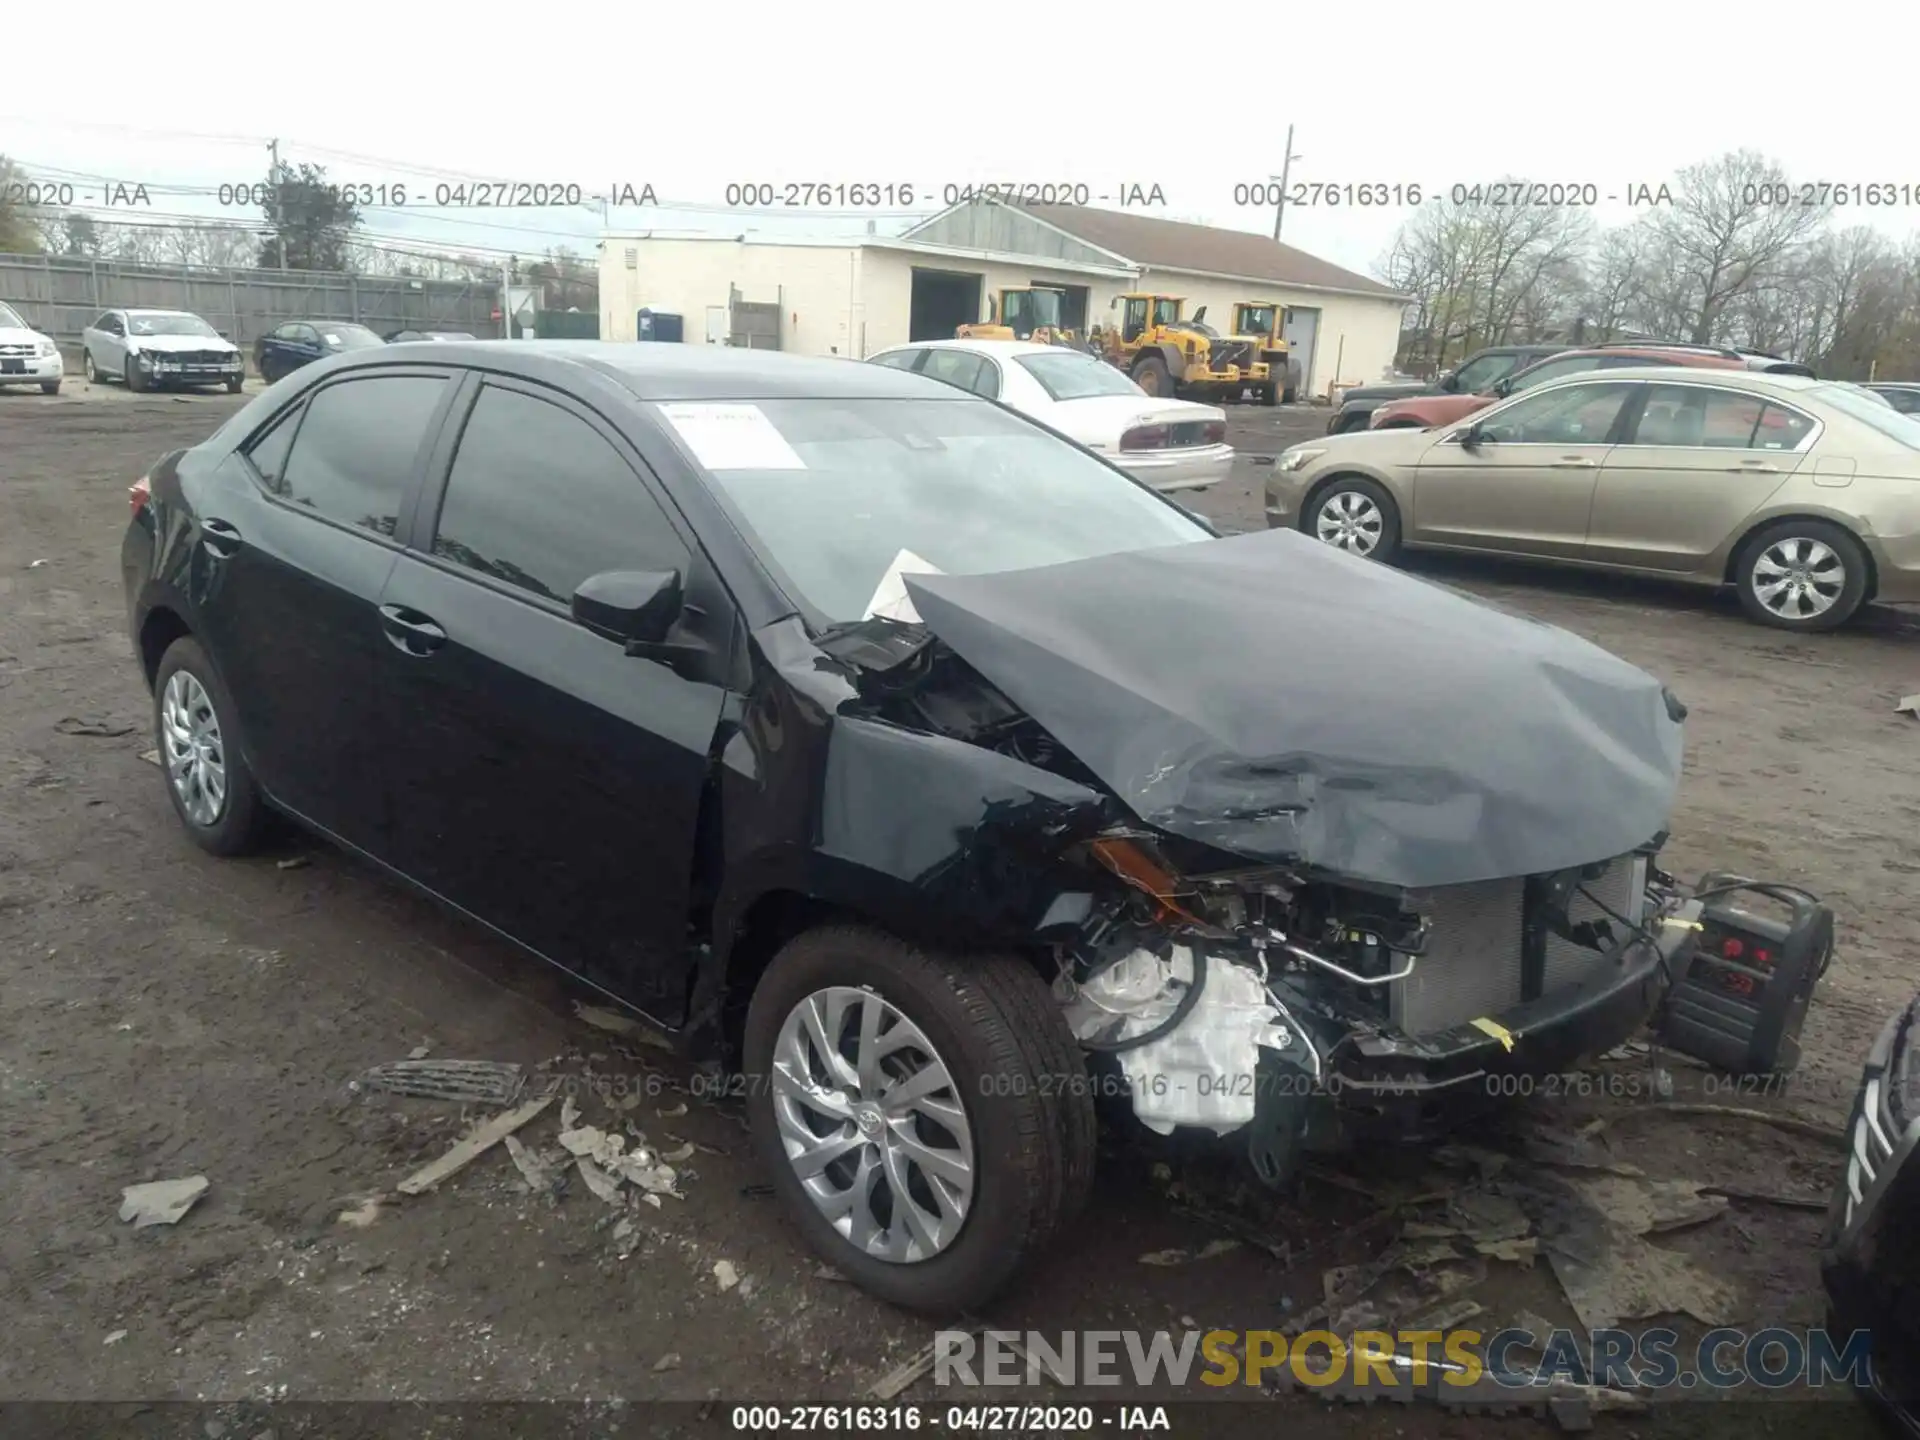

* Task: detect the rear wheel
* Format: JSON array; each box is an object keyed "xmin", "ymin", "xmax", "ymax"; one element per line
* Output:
[
  {"xmin": 152, "ymin": 636, "xmax": 267, "ymax": 856},
  {"xmin": 1734, "ymin": 518, "xmax": 1869, "ymax": 632},
  {"xmin": 1258, "ymin": 383, "xmax": 1277, "ymax": 407},
  {"xmin": 1282, "ymin": 385, "xmax": 1298, "ymax": 404},
  {"xmin": 1304, "ymin": 476, "xmax": 1401, "ymax": 562},
  {"xmin": 744, "ymin": 925, "xmax": 1095, "ymax": 1314},
  {"xmin": 1132, "ymin": 355, "xmax": 1174, "ymax": 397}
]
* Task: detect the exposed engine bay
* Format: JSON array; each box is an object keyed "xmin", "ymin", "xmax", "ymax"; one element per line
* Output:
[{"xmin": 818, "ymin": 614, "xmax": 1708, "ymax": 1186}]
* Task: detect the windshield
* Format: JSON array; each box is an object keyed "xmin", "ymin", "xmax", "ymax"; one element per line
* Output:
[
  {"xmin": 1811, "ymin": 383, "xmax": 1920, "ymax": 450},
  {"xmin": 0, "ymin": 302, "xmax": 26, "ymax": 330},
  {"xmin": 1239, "ymin": 306, "xmax": 1277, "ymax": 336},
  {"xmin": 1018, "ymin": 352, "xmax": 1142, "ymax": 401},
  {"xmin": 666, "ymin": 397, "xmax": 1209, "ymax": 625},
  {"xmin": 1004, "ymin": 290, "xmax": 1062, "ymax": 327},
  {"xmin": 316, "ymin": 323, "xmax": 384, "ymax": 350},
  {"xmin": 128, "ymin": 312, "xmax": 219, "ymax": 338}
]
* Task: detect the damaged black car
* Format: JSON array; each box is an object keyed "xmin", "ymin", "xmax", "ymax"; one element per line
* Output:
[{"xmin": 123, "ymin": 341, "xmax": 1704, "ymax": 1314}]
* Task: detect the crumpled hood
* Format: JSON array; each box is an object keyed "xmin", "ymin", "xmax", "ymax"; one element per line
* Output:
[
  {"xmin": 1339, "ymin": 381, "xmax": 1429, "ymax": 406},
  {"xmin": 128, "ymin": 333, "xmax": 239, "ymax": 356},
  {"xmin": 903, "ymin": 529, "xmax": 1684, "ymax": 890}
]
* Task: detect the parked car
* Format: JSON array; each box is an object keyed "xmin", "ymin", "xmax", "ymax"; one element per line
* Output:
[
  {"xmin": 255, "ymin": 320, "xmax": 385, "ymax": 383},
  {"xmin": 82, "ymin": 309, "xmax": 243, "ymax": 393},
  {"xmin": 1822, "ymin": 989, "xmax": 1920, "ymax": 1434},
  {"xmin": 1370, "ymin": 346, "xmax": 1747, "ymax": 430},
  {"xmin": 869, "ymin": 337, "xmax": 1232, "ymax": 493},
  {"xmin": 123, "ymin": 341, "xmax": 1701, "ymax": 1313},
  {"xmin": 1328, "ymin": 344, "xmax": 1568, "ymax": 434},
  {"xmin": 385, "ymin": 329, "xmax": 477, "ymax": 343},
  {"xmin": 0, "ymin": 300, "xmax": 62, "ymax": 395},
  {"xmin": 1268, "ymin": 367, "xmax": 1920, "ymax": 632},
  {"xmin": 1866, "ymin": 382, "xmax": 1920, "ymax": 416}
]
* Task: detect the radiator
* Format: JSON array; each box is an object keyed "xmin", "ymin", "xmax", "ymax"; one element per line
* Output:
[
  {"xmin": 1541, "ymin": 855, "xmax": 1647, "ymax": 994},
  {"xmin": 1387, "ymin": 856, "xmax": 1645, "ymax": 1038},
  {"xmin": 1389, "ymin": 877, "xmax": 1526, "ymax": 1037}
]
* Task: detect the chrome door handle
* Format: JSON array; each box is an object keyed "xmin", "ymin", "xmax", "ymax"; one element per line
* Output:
[
  {"xmin": 1727, "ymin": 461, "xmax": 1779, "ymax": 473},
  {"xmin": 1550, "ymin": 457, "xmax": 1596, "ymax": 468}
]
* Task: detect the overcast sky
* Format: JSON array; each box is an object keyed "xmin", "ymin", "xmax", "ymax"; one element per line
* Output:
[{"xmin": 5, "ymin": 3, "xmax": 1913, "ymax": 279}]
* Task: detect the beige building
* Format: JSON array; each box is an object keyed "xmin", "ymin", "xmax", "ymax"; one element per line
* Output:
[{"xmin": 598, "ymin": 198, "xmax": 1409, "ymax": 400}]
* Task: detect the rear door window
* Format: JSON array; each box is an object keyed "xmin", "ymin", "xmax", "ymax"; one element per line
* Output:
[
  {"xmin": 871, "ymin": 349, "xmax": 924, "ymax": 372},
  {"xmin": 429, "ymin": 383, "xmax": 687, "ymax": 606},
  {"xmin": 272, "ymin": 374, "xmax": 448, "ymax": 536},
  {"xmin": 921, "ymin": 350, "xmax": 989, "ymax": 396},
  {"xmin": 1629, "ymin": 384, "xmax": 1812, "ymax": 449}
]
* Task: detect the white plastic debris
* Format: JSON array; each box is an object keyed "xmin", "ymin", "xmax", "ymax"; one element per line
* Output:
[
  {"xmin": 103, "ymin": 1330, "xmax": 128, "ymax": 1345},
  {"xmin": 557, "ymin": 1119, "xmax": 680, "ymax": 1196},
  {"xmin": 1068, "ymin": 949, "xmax": 1289, "ymax": 1137},
  {"xmin": 714, "ymin": 1260, "xmax": 740, "ymax": 1292},
  {"xmin": 119, "ymin": 1176, "xmax": 209, "ymax": 1228}
]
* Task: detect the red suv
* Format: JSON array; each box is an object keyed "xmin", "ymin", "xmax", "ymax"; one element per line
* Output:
[{"xmin": 1370, "ymin": 346, "xmax": 1748, "ymax": 430}]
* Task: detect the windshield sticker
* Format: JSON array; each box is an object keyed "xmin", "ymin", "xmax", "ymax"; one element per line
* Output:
[
  {"xmin": 863, "ymin": 549, "xmax": 944, "ymax": 625},
  {"xmin": 657, "ymin": 403, "xmax": 806, "ymax": 471}
]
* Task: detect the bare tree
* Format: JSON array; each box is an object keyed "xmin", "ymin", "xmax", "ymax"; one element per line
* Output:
[{"xmin": 0, "ymin": 155, "xmax": 47, "ymax": 252}]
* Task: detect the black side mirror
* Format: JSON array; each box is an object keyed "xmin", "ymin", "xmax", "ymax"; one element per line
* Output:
[
  {"xmin": 1490, "ymin": 376, "xmax": 1514, "ymax": 398},
  {"xmin": 1437, "ymin": 371, "xmax": 1460, "ymax": 393},
  {"xmin": 572, "ymin": 569, "xmax": 683, "ymax": 647},
  {"xmin": 1458, "ymin": 423, "xmax": 1486, "ymax": 448}
]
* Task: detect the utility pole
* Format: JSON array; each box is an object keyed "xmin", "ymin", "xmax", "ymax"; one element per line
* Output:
[
  {"xmin": 1271, "ymin": 124, "xmax": 1301, "ymax": 243},
  {"xmin": 267, "ymin": 138, "xmax": 286, "ymax": 269},
  {"xmin": 502, "ymin": 257, "xmax": 513, "ymax": 338}
]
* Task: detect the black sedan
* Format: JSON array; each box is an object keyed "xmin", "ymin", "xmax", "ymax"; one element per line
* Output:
[
  {"xmin": 1824, "ymin": 991, "xmax": 1920, "ymax": 1433},
  {"xmin": 254, "ymin": 320, "xmax": 385, "ymax": 383},
  {"xmin": 121, "ymin": 341, "xmax": 1699, "ymax": 1314}
]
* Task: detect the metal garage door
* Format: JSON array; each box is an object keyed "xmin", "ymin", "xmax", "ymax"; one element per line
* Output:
[{"xmin": 1283, "ymin": 306, "xmax": 1320, "ymax": 399}]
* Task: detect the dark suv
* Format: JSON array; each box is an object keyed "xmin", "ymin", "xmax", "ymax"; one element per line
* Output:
[{"xmin": 1328, "ymin": 344, "xmax": 1567, "ymax": 434}]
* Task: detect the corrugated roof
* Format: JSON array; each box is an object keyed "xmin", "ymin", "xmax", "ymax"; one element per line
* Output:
[{"xmin": 1014, "ymin": 203, "xmax": 1405, "ymax": 299}]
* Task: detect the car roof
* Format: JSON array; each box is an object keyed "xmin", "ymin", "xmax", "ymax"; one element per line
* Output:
[
  {"xmin": 1537, "ymin": 365, "xmax": 1828, "ymax": 395},
  {"xmin": 125, "ymin": 308, "xmax": 197, "ymax": 317},
  {"xmin": 337, "ymin": 339, "xmax": 968, "ymax": 401},
  {"xmin": 1868, "ymin": 380, "xmax": 1920, "ymax": 390},
  {"xmin": 1548, "ymin": 347, "xmax": 1743, "ymax": 368},
  {"xmin": 880, "ymin": 337, "xmax": 1079, "ymax": 360}
]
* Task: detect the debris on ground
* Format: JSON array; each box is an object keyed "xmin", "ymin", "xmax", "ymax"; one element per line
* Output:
[
  {"xmin": 103, "ymin": 1329, "xmax": 127, "ymax": 1345},
  {"xmin": 714, "ymin": 1260, "xmax": 740, "ymax": 1292},
  {"xmin": 27, "ymin": 558, "xmax": 50, "ymax": 569},
  {"xmin": 870, "ymin": 1340, "xmax": 943, "ymax": 1401},
  {"xmin": 556, "ymin": 1113, "xmax": 680, "ymax": 1197},
  {"xmin": 575, "ymin": 1158, "xmax": 624, "ymax": 1204},
  {"xmin": 1700, "ymin": 1183, "xmax": 1829, "ymax": 1211},
  {"xmin": 657, "ymin": 1101, "xmax": 688, "ymax": 1119},
  {"xmin": 1139, "ymin": 1238, "xmax": 1241, "ymax": 1266},
  {"xmin": 652, "ymin": 1353, "xmax": 682, "ymax": 1373},
  {"xmin": 572, "ymin": 1001, "xmax": 674, "ymax": 1050},
  {"xmin": 395, "ymin": 1094, "xmax": 554, "ymax": 1196},
  {"xmin": 660, "ymin": 1142, "xmax": 696, "ymax": 1163},
  {"xmin": 118, "ymin": 1176, "xmax": 209, "ymax": 1228},
  {"xmin": 813, "ymin": 1264, "xmax": 847, "ymax": 1283},
  {"xmin": 1586, "ymin": 1102, "xmax": 1846, "ymax": 1149},
  {"xmin": 56, "ymin": 716, "xmax": 136, "ymax": 738},
  {"xmin": 275, "ymin": 854, "xmax": 311, "ymax": 870},
  {"xmin": 356, "ymin": 1059, "xmax": 524, "ymax": 1106},
  {"xmin": 137, "ymin": 749, "xmax": 161, "ymax": 767},
  {"xmin": 502, "ymin": 1134, "xmax": 558, "ymax": 1195},
  {"xmin": 407, "ymin": 1044, "xmax": 431, "ymax": 1060},
  {"xmin": 1896, "ymin": 692, "xmax": 1919, "ymax": 718},
  {"xmin": 336, "ymin": 1195, "xmax": 386, "ymax": 1228},
  {"xmin": 1512, "ymin": 1170, "xmax": 1741, "ymax": 1330}
]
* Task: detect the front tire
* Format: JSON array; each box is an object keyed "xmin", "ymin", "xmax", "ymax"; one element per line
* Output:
[
  {"xmin": 744, "ymin": 925, "xmax": 1095, "ymax": 1314},
  {"xmin": 125, "ymin": 358, "xmax": 147, "ymax": 393},
  {"xmin": 1132, "ymin": 355, "xmax": 1174, "ymax": 397},
  {"xmin": 153, "ymin": 636, "xmax": 267, "ymax": 856},
  {"xmin": 1258, "ymin": 383, "xmax": 1277, "ymax": 407},
  {"xmin": 83, "ymin": 351, "xmax": 97, "ymax": 384},
  {"xmin": 1304, "ymin": 475, "xmax": 1402, "ymax": 562},
  {"xmin": 40, "ymin": 380, "xmax": 59, "ymax": 395},
  {"xmin": 225, "ymin": 376, "xmax": 244, "ymax": 393},
  {"xmin": 1734, "ymin": 518, "xmax": 1869, "ymax": 632}
]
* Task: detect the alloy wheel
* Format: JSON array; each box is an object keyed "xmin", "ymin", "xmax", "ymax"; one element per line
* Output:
[
  {"xmin": 1751, "ymin": 536, "xmax": 1845, "ymax": 621},
  {"xmin": 1316, "ymin": 490, "xmax": 1385, "ymax": 555},
  {"xmin": 160, "ymin": 670, "xmax": 228, "ymax": 826},
  {"xmin": 770, "ymin": 985, "xmax": 975, "ymax": 1263}
]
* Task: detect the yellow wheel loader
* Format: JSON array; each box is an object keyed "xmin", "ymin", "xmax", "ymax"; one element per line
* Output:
[
  {"xmin": 957, "ymin": 287, "xmax": 1088, "ymax": 348},
  {"xmin": 1089, "ymin": 293, "xmax": 1272, "ymax": 401},
  {"xmin": 1230, "ymin": 301, "xmax": 1296, "ymax": 405}
]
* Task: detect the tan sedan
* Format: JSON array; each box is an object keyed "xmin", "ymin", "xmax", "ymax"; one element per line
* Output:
[{"xmin": 1266, "ymin": 367, "xmax": 1920, "ymax": 631}]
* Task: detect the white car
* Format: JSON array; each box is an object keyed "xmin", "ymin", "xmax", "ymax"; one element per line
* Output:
[
  {"xmin": 868, "ymin": 338, "xmax": 1235, "ymax": 493},
  {"xmin": 81, "ymin": 308, "xmax": 244, "ymax": 393},
  {"xmin": 0, "ymin": 301, "xmax": 63, "ymax": 395}
]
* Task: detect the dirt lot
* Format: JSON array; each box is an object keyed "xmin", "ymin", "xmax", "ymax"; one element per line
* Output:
[{"xmin": 1, "ymin": 378, "xmax": 1913, "ymax": 1437}]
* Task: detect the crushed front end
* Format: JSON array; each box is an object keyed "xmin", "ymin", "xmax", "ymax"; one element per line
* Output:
[{"xmin": 1050, "ymin": 829, "xmax": 1703, "ymax": 1183}]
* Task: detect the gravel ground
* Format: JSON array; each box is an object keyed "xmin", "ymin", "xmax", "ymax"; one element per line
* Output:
[{"xmin": 0, "ymin": 379, "xmax": 1909, "ymax": 1437}]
